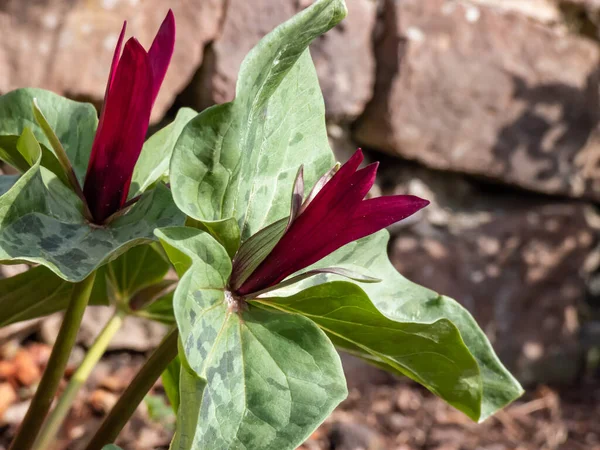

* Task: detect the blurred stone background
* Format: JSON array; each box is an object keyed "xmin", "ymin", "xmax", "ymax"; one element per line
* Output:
[{"xmin": 2, "ymin": 0, "xmax": 600, "ymax": 389}]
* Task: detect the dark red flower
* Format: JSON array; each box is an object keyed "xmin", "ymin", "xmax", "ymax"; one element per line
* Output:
[
  {"xmin": 83, "ymin": 11, "xmax": 175, "ymax": 223},
  {"xmin": 235, "ymin": 149, "xmax": 429, "ymax": 296}
]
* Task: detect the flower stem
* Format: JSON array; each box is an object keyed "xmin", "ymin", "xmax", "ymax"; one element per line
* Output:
[
  {"xmin": 84, "ymin": 328, "xmax": 179, "ymax": 450},
  {"xmin": 8, "ymin": 272, "xmax": 97, "ymax": 450},
  {"xmin": 33, "ymin": 309, "xmax": 126, "ymax": 450}
]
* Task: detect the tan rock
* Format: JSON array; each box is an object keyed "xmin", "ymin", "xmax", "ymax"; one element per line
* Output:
[
  {"xmin": 355, "ymin": 0, "xmax": 600, "ymax": 201},
  {"xmin": 192, "ymin": 0, "xmax": 376, "ymax": 120},
  {"xmin": 89, "ymin": 389, "xmax": 118, "ymax": 414},
  {"xmin": 13, "ymin": 349, "xmax": 41, "ymax": 387},
  {"xmin": 0, "ymin": 0, "xmax": 225, "ymax": 121},
  {"xmin": 0, "ymin": 383, "xmax": 17, "ymax": 419}
]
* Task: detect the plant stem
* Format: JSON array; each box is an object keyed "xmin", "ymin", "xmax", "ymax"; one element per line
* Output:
[
  {"xmin": 33, "ymin": 309, "xmax": 126, "ymax": 450},
  {"xmin": 8, "ymin": 272, "xmax": 97, "ymax": 450},
  {"xmin": 84, "ymin": 328, "xmax": 179, "ymax": 450}
]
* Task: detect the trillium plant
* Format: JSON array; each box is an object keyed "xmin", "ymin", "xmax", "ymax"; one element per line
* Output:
[{"xmin": 0, "ymin": 1, "xmax": 523, "ymax": 449}]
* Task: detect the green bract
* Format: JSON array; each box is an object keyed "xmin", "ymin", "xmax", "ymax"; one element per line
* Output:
[{"xmin": 0, "ymin": 89, "xmax": 185, "ymax": 282}]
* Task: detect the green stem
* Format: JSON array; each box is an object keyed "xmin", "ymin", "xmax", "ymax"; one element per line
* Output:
[
  {"xmin": 84, "ymin": 328, "xmax": 179, "ymax": 450},
  {"xmin": 33, "ymin": 309, "xmax": 126, "ymax": 450},
  {"xmin": 8, "ymin": 272, "xmax": 97, "ymax": 450}
]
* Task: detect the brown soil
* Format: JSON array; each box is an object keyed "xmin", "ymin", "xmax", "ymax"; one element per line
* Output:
[{"xmin": 0, "ymin": 343, "xmax": 599, "ymax": 450}]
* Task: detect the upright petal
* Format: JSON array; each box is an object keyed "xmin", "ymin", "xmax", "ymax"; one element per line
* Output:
[
  {"xmin": 83, "ymin": 38, "xmax": 154, "ymax": 223},
  {"xmin": 104, "ymin": 22, "xmax": 127, "ymax": 105},
  {"xmin": 237, "ymin": 160, "xmax": 379, "ymax": 295},
  {"xmin": 93, "ymin": 21, "xmax": 126, "ymax": 164},
  {"xmin": 148, "ymin": 10, "xmax": 176, "ymax": 104},
  {"xmin": 237, "ymin": 149, "xmax": 431, "ymax": 296}
]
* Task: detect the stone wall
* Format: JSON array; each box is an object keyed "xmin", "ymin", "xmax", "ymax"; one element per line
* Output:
[{"xmin": 2, "ymin": 0, "xmax": 600, "ymax": 384}]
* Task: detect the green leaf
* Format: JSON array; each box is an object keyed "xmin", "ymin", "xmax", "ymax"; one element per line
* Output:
[
  {"xmin": 170, "ymin": 0, "xmax": 346, "ymax": 241},
  {"xmin": 158, "ymin": 227, "xmax": 347, "ymax": 450},
  {"xmin": 0, "ymin": 91, "xmax": 184, "ymax": 282},
  {"xmin": 170, "ymin": 349, "xmax": 206, "ymax": 450},
  {"xmin": 0, "ymin": 88, "xmax": 98, "ymax": 183},
  {"xmin": 186, "ymin": 216, "xmax": 241, "ymax": 260},
  {"xmin": 137, "ymin": 290, "xmax": 175, "ymax": 324},
  {"xmin": 162, "ymin": 354, "xmax": 181, "ymax": 411},
  {"xmin": 145, "ymin": 393, "xmax": 175, "ymax": 427},
  {"xmin": 101, "ymin": 446, "xmax": 123, "ymax": 450},
  {"xmin": 263, "ymin": 281, "xmax": 482, "ymax": 420},
  {"xmin": 0, "ymin": 265, "xmax": 107, "ymax": 327},
  {"xmin": 0, "ymin": 136, "xmax": 29, "ymax": 171},
  {"xmin": 0, "ymin": 164, "xmax": 184, "ymax": 281},
  {"xmin": 155, "ymin": 227, "xmax": 208, "ymax": 278},
  {"xmin": 0, "ymin": 132, "xmax": 71, "ymax": 188},
  {"xmin": 106, "ymin": 244, "xmax": 171, "ymax": 300},
  {"xmin": 130, "ymin": 107, "xmax": 197, "ymax": 198},
  {"xmin": 279, "ymin": 230, "xmax": 524, "ymax": 422},
  {"xmin": 16, "ymin": 127, "xmax": 41, "ymax": 167}
]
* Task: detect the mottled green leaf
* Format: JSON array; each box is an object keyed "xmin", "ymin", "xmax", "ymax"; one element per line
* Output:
[
  {"xmin": 0, "ymin": 265, "xmax": 107, "ymax": 327},
  {"xmin": 157, "ymin": 227, "xmax": 347, "ymax": 450},
  {"xmin": 0, "ymin": 160, "xmax": 184, "ymax": 282},
  {"xmin": 170, "ymin": 0, "xmax": 345, "ymax": 241},
  {"xmin": 275, "ymin": 230, "xmax": 524, "ymax": 421},
  {"xmin": 156, "ymin": 227, "xmax": 209, "ymax": 278},
  {"xmin": 130, "ymin": 107, "xmax": 197, "ymax": 198},
  {"xmin": 264, "ymin": 281, "xmax": 482, "ymax": 420},
  {"xmin": 0, "ymin": 91, "xmax": 184, "ymax": 282},
  {"xmin": 0, "ymin": 88, "xmax": 97, "ymax": 183}
]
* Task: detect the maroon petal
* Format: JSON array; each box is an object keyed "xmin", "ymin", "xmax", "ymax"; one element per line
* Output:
[
  {"xmin": 104, "ymin": 21, "xmax": 127, "ymax": 105},
  {"xmin": 92, "ymin": 21, "xmax": 126, "ymax": 165},
  {"xmin": 237, "ymin": 148, "xmax": 431, "ymax": 296},
  {"xmin": 83, "ymin": 38, "xmax": 154, "ymax": 223},
  {"xmin": 148, "ymin": 10, "xmax": 175, "ymax": 104},
  {"xmin": 332, "ymin": 195, "xmax": 430, "ymax": 247},
  {"xmin": 237, "ymin": 159, "xmax": 378, "ymax": 295}
]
